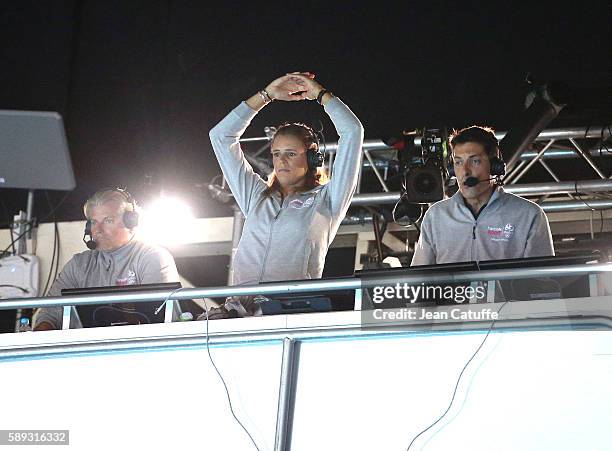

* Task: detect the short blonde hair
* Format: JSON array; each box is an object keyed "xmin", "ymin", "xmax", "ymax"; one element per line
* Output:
[{"xmin": 83, "ymin": 188, "xmax": 136, "ymax": 219}]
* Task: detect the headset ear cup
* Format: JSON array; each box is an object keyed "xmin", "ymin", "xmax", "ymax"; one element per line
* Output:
[
  {"xmin": 307, "ymin": 149, "xmax": 324, "ymax": 170},
  {"xmin": 123, "ymin": 210, "xmax": 139, "ymax": 229},
  {"xmin": 490, "ymin": 157, "xmax": 506, "ymax": 176},
  {"xmin": 120, "ymin": 189, "xmax": 139, "ymax": 228},
  {"xmin": 315, "ymin": 151, "xmax": 323, "ymax": 168}
]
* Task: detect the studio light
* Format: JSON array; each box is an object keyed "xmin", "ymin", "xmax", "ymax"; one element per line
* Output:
[{"xmin": 138, "ymin": 195, "xmax": 197, "ymax": 246}]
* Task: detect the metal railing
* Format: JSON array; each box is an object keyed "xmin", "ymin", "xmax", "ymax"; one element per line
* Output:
[{"xmin": 1, "ymin": 262, "xmax": 610, "ymax": 312}]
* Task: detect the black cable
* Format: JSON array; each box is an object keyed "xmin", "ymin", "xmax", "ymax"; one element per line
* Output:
[
  {"xmin": 572, "ymin": 181, "xmax": 607, "ymax": 236},
  {"xmin": 42, "ymin": 191, "xmax": 60, "ymax": 295},
  {"xmin": 0, "ymin": 197, "xmax": 11, "ymax": 229},
  {"xmin": 367, "ymin": 208, "xmax": 385, "ymax": 263},
  {"xmin": 0, "ymin": 191, "xmax": 70, "ymax": 258},
  {"xmin": 315, "ymin": 120, "xmax": 327, "ymax": 159},
  {"xmin": 583, "ymin": 123, "xmax": 611, "ymax": 157},
  {"xmin": 41, "ymin": 232, "xmax": 57, "ymax": 295},
  {"xmin": 0, "ymin": 284, "xmax": 30, "ymax": 294},
  {"xmin": 41, "ymin": 220, "xmax": 59, "ymax": 296},
  {"xmin": 10, "ymin": 221, "xmax": 17, "ymax": 255},
  {"xmin": 203, "ymin": 301, "xmax": 261, "ymax": 451},
  {"xmin": 407, "ymin": 261, "xmax": 508, "ymax": 447},
  {"xmin": 1, "ymin": 222, "xmax": 36, "ymax": 256},
  {"xmin": 38, "ymin": 191, "xmax": 71, "ymax": 224},
  {"xmin": 392, "ymin": 193, "xmax": 421, "ymax": 234},
  {"xmin": 583, "ymin": 123, "xmax": 591, "ymax": 145},
  {"xmin": 406, "ymin": 299, "xmax": 509, "ymax": 451},
  {"xmin": 52, "ymin": 220, "xmax": 61, "ymax": 283},
  {"xmin": 598, "ymin": 124, "xmax": 612, "ymax": 155},
  {"xmin": 158, "ymin": 288, "xmax": 261, "ymax": 451},
  {"xmin": 48, "ymin": 221, "xmax": 61, "ymax": 294}
]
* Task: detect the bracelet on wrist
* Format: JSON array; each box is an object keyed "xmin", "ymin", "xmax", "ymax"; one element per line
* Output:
[
  {"xmin": 259, "ymin": 89, "xmax": 274, "ymax": 104},
  {"xmin": 263, "ymin": 89, "xmax": 274, "ymax": 102},
  {"xmin": 259, "ymin": 90, "xmax": 271, "ymax": 105},
  {"xmin": 316, "ymin": 89, "xmax": 331, "ymax": 105}
]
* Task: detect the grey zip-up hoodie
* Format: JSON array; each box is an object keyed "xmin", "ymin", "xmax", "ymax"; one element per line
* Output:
[
  {"xmin": 209, "ymin": 97, "xmax": 364, "ymax": 285},
  {"xmin": 411, "ymin": 187, "xmax": 554, "ymax": 265}
]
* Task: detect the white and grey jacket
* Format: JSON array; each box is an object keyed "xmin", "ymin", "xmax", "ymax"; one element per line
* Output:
[
  {"xmin": 411, "ymin": 187, "xmax": 555, "ymax": 266},
  {"xmin": 209, "ymin": 97, "xmax": 364, "ymax": 285}
]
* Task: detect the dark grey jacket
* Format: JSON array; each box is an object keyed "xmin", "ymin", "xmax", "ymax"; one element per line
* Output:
[{"xmin": 209, "ymin": 98, "xmax": 364, "ymax": 285}]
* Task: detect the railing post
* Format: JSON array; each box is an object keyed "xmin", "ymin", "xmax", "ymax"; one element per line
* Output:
[{"xmin": 274, "ymin": 337, "xmax": 298, "ymax": 451}]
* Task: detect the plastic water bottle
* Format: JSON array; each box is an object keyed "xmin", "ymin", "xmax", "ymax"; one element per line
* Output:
[
  {"xmin": 18, "ymin": 317, "xmax": 32, "ymax": 332},
  {"xmin": 179, "ymin": 312, "xmax": 193, "ymax": 322}
]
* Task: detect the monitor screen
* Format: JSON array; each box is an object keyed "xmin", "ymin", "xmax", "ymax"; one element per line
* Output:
[
  {"xmin": 354, "ymin": 253, "xmax": 600, "ymax": 308},
  {"xmin": 0, "ymin": 110, "xmax": 75, "ymax": 190},
  {"xmin": 62, "ymin": 282, "xmax": 182, "ymax": 328}
]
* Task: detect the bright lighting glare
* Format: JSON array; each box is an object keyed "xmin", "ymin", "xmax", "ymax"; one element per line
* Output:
[{"xmin": 137, "ymin": 196, "xmax": 197, "ymax": 246}]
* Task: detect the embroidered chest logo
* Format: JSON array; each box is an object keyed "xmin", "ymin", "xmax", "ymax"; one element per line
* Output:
[
  {"xmin": 487, "ymin": 223, "xmax": 515, "ymax": 242},
  {"xmin": 116, "ymin": 270, "xmax": 137, "ymax": 286},
  {"xmin": 289, "ymin": 197, "xmax": 314, "ymax": 209}
]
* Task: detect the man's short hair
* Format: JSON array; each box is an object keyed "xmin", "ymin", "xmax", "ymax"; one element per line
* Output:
[
  {"xmin": 450, "ymin": 126, "xmax": 500, "ymax": 159},
  {"xmin": 83, "ymin": 188, "xmax": 136, "ymax": 220}
]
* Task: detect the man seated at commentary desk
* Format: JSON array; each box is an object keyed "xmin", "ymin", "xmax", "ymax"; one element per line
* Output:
[
  {"xmin": 411, "ymin": 125, "xmax": 554, "ymax": 267},
  {"xmin": 33, "ymin": 188, "xmax": 181, "ymax": 331}
]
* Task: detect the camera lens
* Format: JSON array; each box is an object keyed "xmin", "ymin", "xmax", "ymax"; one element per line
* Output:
[{"xmin": 415, "ymin": 172, "xmax": 437, "ymax": 194}]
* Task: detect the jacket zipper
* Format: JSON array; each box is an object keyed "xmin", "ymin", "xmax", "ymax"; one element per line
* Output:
[
  {"xmin": 258, "ymin": 202, "xmax": 283, "ymax": 282},
  {"xmin": 471, "ymin": 222, "xmax": 477, "ymax": 261}
]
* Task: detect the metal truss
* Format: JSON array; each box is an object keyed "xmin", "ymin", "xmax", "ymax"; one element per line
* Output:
[
  {"xmin": 237, "ymin": 126, "xmax": 612, "ymax": 212},
  {"xmin": 227, "ymin": 126, "xmax": 612, "ymax": 270}
]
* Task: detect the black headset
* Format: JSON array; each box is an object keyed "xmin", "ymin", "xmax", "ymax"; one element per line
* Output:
[
  {"xmin": 447, "ymin": 152, "xmax": 506, "ymax": 178},
  {"xmin": 306, "ymin": 134, "xmax": 324, "ymax": 171},
  {"xmin": 298, "ymin": 123, "xmax": 324, "ymax": 171},
  {"xmin": 275, "ymin": 123, "xmax": 324, "ymax": 171},
  {"xmin": 83, "ymin": 188, "xmax": 139, "ymax": 250},
  {"xmin": 116, "ymin": 188, "xmax": 139, "ymax": 229}
]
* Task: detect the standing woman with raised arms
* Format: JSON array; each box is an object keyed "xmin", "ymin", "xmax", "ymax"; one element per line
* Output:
[{"xmin": 207, "ymin": 72, "xmax": 364, "ymax": 317}]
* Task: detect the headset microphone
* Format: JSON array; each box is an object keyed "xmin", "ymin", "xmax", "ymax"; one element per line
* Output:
[{"xmin": 83, "ymin": 220, "xmax": 97, "ymax": 250}]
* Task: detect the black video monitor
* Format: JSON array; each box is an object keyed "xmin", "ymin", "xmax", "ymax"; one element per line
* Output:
[
  {"xmin": 479, "ymin": 253, "xmax": 600, "ymax": 301},
  {"xmin": 354, "ymin": 253, "xmax": 601, "ymax": 307},
  {"xmin": 61, "ymin": 282, "xmax": 182, "ymax": 328},
  {"xmin": 477, "ymin": 253, "xmax": 600, "ymax": 270},
  {"xmin": 247, "ymin": 276, "xmax": 355, "ymax": 314},
  {"xmin": 354, "ymin": 261, "xmax": 479, "ymax": 279},
  {"xmin": 355, "ymin": 262, "xmax": 482, "ymax": 307}
]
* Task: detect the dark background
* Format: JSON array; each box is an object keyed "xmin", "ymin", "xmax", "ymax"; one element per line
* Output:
[{"xmin": 1, "ymin": 1, "xmax": 611, "ymax": 290}]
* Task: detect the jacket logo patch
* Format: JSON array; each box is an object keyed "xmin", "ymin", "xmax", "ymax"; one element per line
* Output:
[
  {"xmin": 116, "ymin": 270, "xmax": 137, "ymax": 286},
  {"xmin": 289, "ymin": 197, "xmax": 314, "ymax": 209},
  {"xmin": 487, "ymin": 223, "xmax": 515, "ymax": 242}
]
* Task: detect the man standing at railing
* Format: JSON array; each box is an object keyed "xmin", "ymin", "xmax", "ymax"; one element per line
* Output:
[
  {"xmin": 411, "ymin": 126, "xmax": 554, "ymax": 266},
  {"xmin": 33, "ymin": 188, "xmax": 180, "ymax": 331}
]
